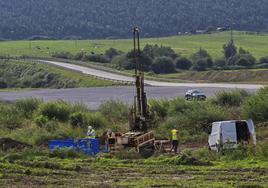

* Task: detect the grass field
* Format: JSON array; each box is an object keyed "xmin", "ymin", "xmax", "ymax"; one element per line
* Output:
[
  {"xmin": 1, "ymin": 31, "xmax": 268, "ymax": 59},
  {"xmin": 0, "ymin": 149, "xmax": 267, "ymax": 188}
]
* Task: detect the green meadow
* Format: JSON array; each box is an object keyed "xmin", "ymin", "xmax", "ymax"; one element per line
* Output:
[{"xmin": 1, "ymin": 31, "xmax": 268, "ymax": 59}]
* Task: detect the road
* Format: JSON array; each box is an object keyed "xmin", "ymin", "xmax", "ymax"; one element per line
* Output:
[
  {"xmin": 0, "ymin": 59, "xmax": 263, "ymax": 110},
  {"xmin": 0, "ymin": 86, "xmax": 258, "ymax": 110},
  {"xmin": 39, "ymin": 60, "xmax": 264, "ymax": 89}
]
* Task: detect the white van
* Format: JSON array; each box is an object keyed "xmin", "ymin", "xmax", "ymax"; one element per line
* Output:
[{"xmin": 208, "ymin": 120, "xmax": 256, "ymax": 152}]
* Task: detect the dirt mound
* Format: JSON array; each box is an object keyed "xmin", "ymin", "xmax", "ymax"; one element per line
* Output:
[{"xmin": 0, "ymin": 138, "xmax": 31, "ymax": 151}]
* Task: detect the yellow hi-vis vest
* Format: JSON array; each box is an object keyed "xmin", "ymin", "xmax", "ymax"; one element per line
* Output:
[
  {"xmin": 87, "ymin": 129, "xmax": 96, "ymax": 139},
  {"xmin": 171, "ymin": 129, "xmax": 178, "ymax": 141}
]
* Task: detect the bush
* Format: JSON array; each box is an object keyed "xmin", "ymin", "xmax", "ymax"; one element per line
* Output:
[
  {"xmin": 214, "ymin": 58, "xmax": 227, "ymax": 68},
  {"xmin": 143, "ymin": 44, "xmax": 179, "ymax": 59},
  {"xmin": 82, "ymin": 54, "xmax": 109, "ymax": 63},
  {"xmin": 151, "ymin": 56, "xmax": 176, "ymax": 74},
  {"xmin": 15, "ymin": 98, "xmax": 41, "ymax": 118},
  {"xmin": 52, "ymin": 52, "xmax": 73, "ymax": 59},
  {"xmin": 105, "ymin": 48, "xmax": 122, "ymax": 60},
  {"xmin": 213, "ymin": 90, "xmax": 250, "ymax": 107},
  {"xmin": 175, "ymin": 57, "xmax": 192, "ymax": 70},
  {"xmin": 0, "ymin": 105, "xmax": 23, "ymax": 129},
  {"xmin": 168, "ymin": 97, "xmax": 191, "ymax": 115},
  {"xmin": 37, "ymin": 101, "xmax": 72, "ymax": 122},
  {"xmin": 0, "ymin": 79, "xmax": 7, "ymax": 88},
  {"xmin": 69, "ymin": 111, "xmax": 109, "ymax": 129},
  {"xmin": 86, "ymin": 112, "xmax": 108, "ymax": 129},
  {"xmin": 149, "ymin": 99, "xmax": 170, "ymax": 119},
  {"xmin": 73, "ymin": 52, "xmax": 86, "ymax": 60},
  {"xmin": 34, "ymin": 115, "xmax": 49, "ymax": 127},
  {"xmin": 191, "ymin": 48, "xmax": 211, "ymax": 62},
  {"xmin": 192, "ymin": 58, "xmax": 208, "ymax": 71},
  {"xmin": 259, "ymin": 56, "xmax": 268, "ymax": 64},
  {"xmin": 242, "ymin": 87, "xmax": 268, "ymax": 123},
  {"xmin": 70, "ymin": 112, "xmax": 87, "ymax": 128},
  {"xmin": 99, "ymin": 100, "xmax": 128, "ymax": 123}
]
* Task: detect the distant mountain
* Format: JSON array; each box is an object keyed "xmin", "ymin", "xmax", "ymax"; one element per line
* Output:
[{"xmin": 0, "ymin": 0, "xmax": 268, "ymax": 40}]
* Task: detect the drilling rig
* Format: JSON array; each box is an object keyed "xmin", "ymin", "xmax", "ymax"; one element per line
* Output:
[
  {"xmin": 116, "ymin": 27, "xmax": 155, "ymax": 157},
  {"xmin": 129, "ymin": 26, "xmax": 149, "ymax": 132}
]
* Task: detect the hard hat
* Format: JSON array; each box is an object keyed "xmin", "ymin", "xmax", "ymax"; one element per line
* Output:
[{"xmin": 88, "ymin": 126, "xmax": 92, "ymax": 130}]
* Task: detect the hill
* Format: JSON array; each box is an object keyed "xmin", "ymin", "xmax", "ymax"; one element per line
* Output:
[{"xmin": 0, "ymin": 0, "xmax": 268, "ymax": 40}]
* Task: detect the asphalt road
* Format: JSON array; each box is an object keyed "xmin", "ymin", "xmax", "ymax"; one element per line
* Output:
[
  {"xmin": 0, "ymin": 60, "xmax": 263, "ymax": 109},
  {"xmin": 39, "ymin": 60, "xmax": 264, "ymax": 89},
  {"xmin": 0, "ymin": 86, "xmax": 258, "ymax": 110}
]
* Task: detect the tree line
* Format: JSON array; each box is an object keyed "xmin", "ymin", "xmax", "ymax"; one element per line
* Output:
[
  {"xmin": 0, "ymin": 0, "xmax": 268, "ymax": 40},
  {"xmin": 53, "ymin": 39, "xmax": 268, "ymax": 74}
]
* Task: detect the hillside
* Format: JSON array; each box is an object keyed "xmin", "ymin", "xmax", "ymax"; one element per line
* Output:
[
  {"xmin": 0, "ymin": 0, "xmax": 268, "ymax": 40},
  {"xmin": 1, "ymin": 32, "xmax": 268, "ymax": 59}
]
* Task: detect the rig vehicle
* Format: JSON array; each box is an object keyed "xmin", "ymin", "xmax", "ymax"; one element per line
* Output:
[{"xmin": 115, "ymin": 27, "xmax": 155, "ymax": 157}]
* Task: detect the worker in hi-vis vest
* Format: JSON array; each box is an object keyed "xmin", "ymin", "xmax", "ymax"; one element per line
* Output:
[
  {"xmin": 87, "ymin": 126, "xmax": 96, "ymax": 139},
  {"xmin": 171, "ymin": 128, "xmax": 179, "ymax": 154}
]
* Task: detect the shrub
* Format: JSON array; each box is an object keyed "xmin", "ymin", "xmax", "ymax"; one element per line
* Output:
[
  {"xmin": 37, "ymin": 101, "xmax": 72, "ymax": 122},
  {"xmin": 168, "ymin": 97, "xmax": 191, "ymax": 115},
  {"xmin": 149, "ymin": 99, "xmax": 170, "ymax": 119},
  {"xmin": 151, "ymin": 56, "xmax": 176, "ymax": 74},
  {"xmin": 82, "ymin": 54, "xmax": 109, "ymax": 63},
  {"xmin": 214, "ymin": 58, "xmax": 227, "ymax": 68},
  {"xmin": 70, "ymin": 112, "xmax": 87, "ymax": 128},
  {"xmin": 73, "ymin": 52, "xmax": 86, "ymax": 60},
  {"xmin": 99, "ymin": 100, "xmax": 128, "ymax": 123},
  {"xmin": 0, "ymin": 105, "xmax": 23, "ymax": 129},
  {"xmin": 52, "ymin": 52, "xmax": 73, "ymax": 59},
  {"xmin": 34, "ymin": 115, "xmax": 49, "ymax": 127},
  {"xmin": 15, "ymin": 98, "xmax": 41, "ymax": 118},
  {"xmin": 86, "ymin": 112, "xmax": 108, "ymax": 129},
  {"xmin": 213, "ymin": 90, "xmax": 250, "ymax": 107},
  {"xmin": 191, "ymin": 48, "xmax": 211, "ymax": 62},
  {"xmin": 228, "ymin": 54, "xmax": 256, "ymax": 67},
  {"xmin": 0, "ymin": 79, "xmax": 7, "ymax": 88},
  {"xmin": 69, "ymin": 111, "xmax": 109, "ymax": 129},
  {"xmin": 257, "ymin": 141, "xmax": 268, "ymax": 160},
  {"xmin": 175, "ymin": 57, "xmax": 192, "ymax": 70},
  {"xmin": 259, "ymin": 56, "xmax": 268, "ymax": 64},
  {"xmin": 192, "ymin": 58, "xmax": 208, "ymax": 71},
  {"xmin": 143, "ymin": 44, "xmax": 179, "ymax": 59},
  {"xmin": 105, "ymin": 48, "xmax": 122, "ymax": 60},
  {"xmin": 242, "ymin": 87, "xmax": 268, "ymax": 123}
]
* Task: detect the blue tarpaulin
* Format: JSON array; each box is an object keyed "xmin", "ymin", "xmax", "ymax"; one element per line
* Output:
[{"xmin": 49, "ymin": 138, "xmax": 99, "ymax": 155}]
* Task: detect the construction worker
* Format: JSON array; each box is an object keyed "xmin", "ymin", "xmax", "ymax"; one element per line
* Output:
[
  {"xmin": 106, "ymin": 129, "xmax": 116, "ymax": 152},
  {"xmin": 87, "ymin": 126, "xmax": 96, "ymax": 139},
  {"xmin": 171, "ymin": 128, "xmax": 179, "ymax": 154}
]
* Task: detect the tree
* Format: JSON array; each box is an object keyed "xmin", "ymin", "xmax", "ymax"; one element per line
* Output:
[
  {"xmin": 260, "ymin": 57, "xmax": 268, "ymax": 64},
  {"xmin": 191, "ymin": 48, "xmax": 211, "ymax": 62},
  {"xmin": 192, "ymin": 59, "xmax": 208, "ymax": 71},
  {"xmin": 143, "ymin": 44, "xmax": 178, "ymax": 59},
  {"xmin": 214, "ymin": 58, "xmax": 227, "ymax": 68},
  {"xmin": 235, "ymin": 54, "xmax": 256, "ymax": 67},
  {"xmin": 151, "ymin": 57, "xmax": 176, "ymax": 74},
  {"xmin": 105, "ymin": 48, "xmax": 122, "ymax": 60},
  {"xmin": 223, "ymin": 40, "xmax": 237, "ymax": 61},
  {"xmin": 175, "ymin": 57, "xmax": 192, "ymax": 70}
]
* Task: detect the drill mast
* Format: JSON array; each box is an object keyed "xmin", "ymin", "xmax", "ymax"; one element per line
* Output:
[{"xmin": 129, "ymin": 27, "xmax": 149, "ymax": 132}]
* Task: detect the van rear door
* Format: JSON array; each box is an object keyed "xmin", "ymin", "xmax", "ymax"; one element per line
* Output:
[
  {"xmin": 221, "ymin": 122, "xmax": 237, "ymax": 147},
  {"xmin": 247, "ymin": 119, "xmax": 256, "ymax": 145}
]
